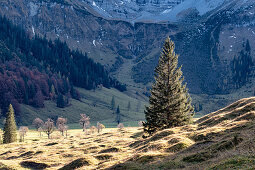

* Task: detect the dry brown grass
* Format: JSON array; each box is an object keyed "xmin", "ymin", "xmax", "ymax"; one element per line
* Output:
[{"xmin": 1, "ymin": 97, "xmax": 255, "ymax": 169}]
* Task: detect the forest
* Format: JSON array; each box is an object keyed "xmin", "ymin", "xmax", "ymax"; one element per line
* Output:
[{"xmin": 0, "ymin": 16, "xmax": 126, "ymax": 122}]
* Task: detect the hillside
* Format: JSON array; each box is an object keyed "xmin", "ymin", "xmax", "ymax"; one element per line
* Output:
[
  {"xmin": 1, "ymin": 97, "xmax": 255, "ymax": 169},
  {"xmin": 15, "ymin": 87, "xmax": 147, "ymax": 127},
  {"xmin": 0, "ymin": 16, "xmax": 128, "ymax": 125},
  {"xmin": 1, "ymin": 0, "xmax": 255, "ymax": 116}
]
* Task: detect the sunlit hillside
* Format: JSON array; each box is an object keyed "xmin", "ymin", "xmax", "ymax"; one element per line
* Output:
[
  {"xmin": 7, "ymin": 87, "xmax": 147, "ymax": 128},
  {"xmin": 1, "ymin": 97, "xmax": 255, "ymax": 169}
]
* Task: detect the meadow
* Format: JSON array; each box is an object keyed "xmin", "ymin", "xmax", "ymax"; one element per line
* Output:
[
  {"xmin": 9, "ymin": 87, "xmax": 147, "ymax": 128},
  {"xmin": 0, "ymin": 127, "xmax": 143, "ymax": 170},
  {"xmin": 1, "ymin": 97, "xmax": 255, "ymax": 169}
]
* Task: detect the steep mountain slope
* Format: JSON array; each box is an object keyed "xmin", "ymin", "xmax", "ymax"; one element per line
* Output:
[
  {"xmin": 0, "ymin": 16, "xmax": 130, "ymax": 125},
  {"xmin": 83, "ymin": 0, "xmax": 228, "ymax": 23},
  {"xmin": 83, "ymin": 0, "xmax": 184, "ymax": 23},
  {"xmin": 1, "ymin": 0, "xmax": 255, "ymax": 115}
]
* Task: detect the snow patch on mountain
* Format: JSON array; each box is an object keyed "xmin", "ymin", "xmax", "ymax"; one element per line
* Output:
[
  {"xmin": 82, "ymin": 0, "xmax": 227, "ymax": 23},
  {"xmin": 29, "ymin": 2, "xmax": 39, "ymax": 17},
  {"xmin": 135, "ymin": 0, "xmax": 225, "ymax": 22}
]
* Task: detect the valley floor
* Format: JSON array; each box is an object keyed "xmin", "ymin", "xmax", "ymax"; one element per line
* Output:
[{"xmin": 0, "ymin": 128, "xmax": 141, "ymax": 170}]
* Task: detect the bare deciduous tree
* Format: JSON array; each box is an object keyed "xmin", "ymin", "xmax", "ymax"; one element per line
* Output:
[
  {"xmin": 43, "ymin": 118, "xmax": 55, "ymax": 139},
  {"xmin": 97, "ymin": 122, "xmax": 105, "ymax": 133},
  {"xmin": 38, "ymin": 127, "xmax": 43, "ymax": 137},
  {"xmin": 90, "ymin": 126, "xmax": 97, "ymax": 134},
  {"xmin": 57, "ymin": 117, "xmax": 67, "ymax": 136},
  {"xmin": 19, "ymin": 126, "xmax": 29, "ymax": 142},
  {"xmin": 138, "ymin": 121, "xmax": 143, "ymax": 127},
  {"xmin": 79, "ymin": 114, "xmax": 90, "ymax": 132},
  {"xmin": 33, "ymin": 118, "xmax": 44, "ymax": 136},
  {"xmin": 117, "ymin": 123, "xmax": 124, "ymax": 130}
]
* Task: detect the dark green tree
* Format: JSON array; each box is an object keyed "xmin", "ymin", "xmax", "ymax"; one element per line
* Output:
[
  {"xmin": 57, "ymin": 94, "xmax": 65, "ymax": 108},
  {"xmin": 50, "ymin": 85, "xmax": 56, "ymax": 100},
  {"xmin": 127, "ymin": 101, "xmax": 131, "ymax": 111},
  {"xmin": 111, "ymin": 96, "xmax": 115, "ymax": 110},
  {"xmin": 143, "ymin": 37, "xmax": 194, "ymax": 135},
  {"xmin": 3, "ymin": 104, "xmax": 17, "ymax": 143},
  {"xmin": 116, "ymin": 105, "xmax": 121, "ymax": 124},
  {"xmin": 245, "ymin": 39, "xmax": 251, "ymax": 53},
  {"xmin": 232, "ymin": 39, "xmax": 253, "ymax": 88}
]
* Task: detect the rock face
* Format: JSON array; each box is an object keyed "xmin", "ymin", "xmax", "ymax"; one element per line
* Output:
[
  {"xmin": 1, "ymin": 0, "xmax": 255, "ymax": 96},
  {"xmin": 83, "ymin": 0, "xmax": 184, "ymax": 22}
]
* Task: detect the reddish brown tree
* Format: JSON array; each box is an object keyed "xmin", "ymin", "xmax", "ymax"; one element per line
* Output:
[
  {"xmin": 33, "ymin": 118, "xmax": 44, "ymax": 136},
  {"xmin": 19, "ymin": 126, "xmax": 29, "ymax": 142},
  {"xmin": 32, "ymin": 90, "xmax": 44, "ymax": 108},
  {"xmin": 56, "ymin": 117, "xmax": 67, "ymax": 136},
  {"xmin": 79, "ymin": 114, "xmax": 90, "ymax": 132},
  {"xmin": 43, "ymin": 118, "xmax": 55, "ymax": 139}
]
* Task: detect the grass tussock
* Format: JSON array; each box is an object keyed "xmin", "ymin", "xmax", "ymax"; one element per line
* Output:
[
  {"xmin": 59, "ymin": 158, "xmax": 90, "ymax": 170},
  {"xmin": 210, "ymin": 156, "xmax": 255, "ymax": 169},
  {"xmin": 20, "ymin": 161, "xmax": 49, "ymax": 169},
  {"xmin": 166, "ymin": 142, "xmax": 190, "ymax": 152},
  {"xmin": 95, "ymin": 154, "xmax": 113, "ymax": 160},
  {"xmin": 148, "ymin": 130, "xmax": 174, "ymax": 142},
  {"xmin": 99, "ymin": 147, "xmax": 120, "ymax": 153},
  {"xmin": 45, "ymin": 142, "xmax": 58, "ymax": 146},
  {"xmin": 0, "ymin": 163, "xmax": 15, "ymax": 170}
]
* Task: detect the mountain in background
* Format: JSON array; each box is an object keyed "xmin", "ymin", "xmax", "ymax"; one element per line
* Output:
[
  {"xmin": 84, "ymin": 0, "xmax": 225, "ymax": 23},
  {"xmin": 0, "ymin": 0, "xmax": 255, "ymax": 119}
]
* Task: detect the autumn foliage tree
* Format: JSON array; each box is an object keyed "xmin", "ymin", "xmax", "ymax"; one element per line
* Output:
[
  {"xmin": 19, "ymin": 126, "xmax": 29, "ymax": 142},
  {"xmin": 90, "ymin": 126, "xmax": 97, "ymax": 134},
  {"xmin": 43, "ymin": 118, "xmax": 55, "ymax": 139},
  {"xmin": 97, "ymin": 122, "xmax": 105, "ymax": 133},
  {"xmin": 79, "ymin": 114, "xmax": 90, "ymax": 132},
  {"xmin": 33, "ymin": 118, "xmax": 44, "ymax": 136},
  {"xmin": 57, "ymin": 117, "xmax": 68, "ymax": 136}
]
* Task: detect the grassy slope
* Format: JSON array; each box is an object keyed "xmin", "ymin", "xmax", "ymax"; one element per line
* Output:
[{"xmin": 16, "ymin": 87, "xmax": 147, "ymax": 128}]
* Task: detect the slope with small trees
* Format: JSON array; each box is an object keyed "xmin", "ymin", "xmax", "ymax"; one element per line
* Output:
[{"xmin": 0, "ymin": 16, "xmax": 126, "ymax": 123}]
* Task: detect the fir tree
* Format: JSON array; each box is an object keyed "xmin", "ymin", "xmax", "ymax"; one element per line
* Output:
[
  {"xmin": 111, "ymin": 96, "xmax": 115, "ymax": 110},
  {"xmin": 3, "ymin": 104, "xmax": 17, "ymax": 143},
  {"xmin": 116, "ymin": 105, "xmax": 121, "ymax": 124},
  {"xmin": 50, "ymin": 85, "xmax": 56, "ymax": 100},
  {"xmin": 57, "ymin": 94, "xmax": 65, "ymax": 108},
  {"xmin": 143, "ymin": 37, "xmax": 194, "ymax": 135},
  {"xmin": 127, "ymin": 101, "xmax": 131, "ymax": 111}
]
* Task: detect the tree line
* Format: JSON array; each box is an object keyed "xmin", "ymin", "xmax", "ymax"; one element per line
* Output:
[
  {"xmin": 0, "ymin": 104, "xmax": 144, "ymax": 143},
  {"xmin": 0, "ymin": 104, "xmax": 106, "ymax": 143},
  {"xmin": 231, "ymin": 39, "xmax": 253, "ymax": 88}
]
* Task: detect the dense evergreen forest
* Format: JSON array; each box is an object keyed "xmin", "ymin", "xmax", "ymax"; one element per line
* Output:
[{"xmin": 0, "ymin": 16, "xmax": 126, "ymax": 121}]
